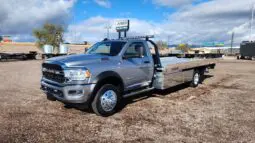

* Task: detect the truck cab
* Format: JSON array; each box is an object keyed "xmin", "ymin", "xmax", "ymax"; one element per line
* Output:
[{"xmin": 41, "ymin": 38, "xmax": 157, "ymax": 116}]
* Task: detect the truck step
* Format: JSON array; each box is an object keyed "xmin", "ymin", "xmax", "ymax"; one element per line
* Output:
[{"xmin": 123, "ymin": 87, "xmax": 154, "ymax": 98}]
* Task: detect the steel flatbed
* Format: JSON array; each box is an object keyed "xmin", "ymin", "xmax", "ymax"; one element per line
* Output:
[{"xmin": 153, "ymin": 57, "xmax": 216, "ymax": 89}]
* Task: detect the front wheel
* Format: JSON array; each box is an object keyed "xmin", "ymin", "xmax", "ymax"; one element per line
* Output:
[
  {"xmin": 190, "ymin": 70, "xmax": 201, "ymax": 87},
  {"xmin": 91, "ymin": 84, "xmax": 120, "ymax": 117}
]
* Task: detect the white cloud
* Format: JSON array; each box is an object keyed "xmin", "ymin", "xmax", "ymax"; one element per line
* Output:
[
  {"xmin": 152, "ymin": 0, "xmax": 195, "ymax": 8},
  {"xmin": 66, "ymin": 0, "xmax": 255, "ymax": 46},
  {"xmin": 65, "ymin": 16, "xmax": 163, "ymax": 43},
  {"xmin": 164, "ymin": 0, "xmax": 255, "ymax": 45},
  {"xmin": 1, "ymin": 0, "xmax": 255, "ymax": 46},
  {"xmin": 94, "ymin": 0, "xmax": 111, "ymax": 8},
  {"xmin": 0, "ymin": 0, "xmax": 74, "ymax": 41}
]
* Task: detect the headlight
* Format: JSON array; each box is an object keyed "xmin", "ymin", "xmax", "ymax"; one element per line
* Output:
[{"xmin": 64, "ymin": 69, "xmax": 91, "ymax": 81}]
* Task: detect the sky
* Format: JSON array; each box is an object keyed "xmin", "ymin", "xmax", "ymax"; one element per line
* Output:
[{"xmin": 0, "ymin": 0, "xmax": 255, "ymax": 46}]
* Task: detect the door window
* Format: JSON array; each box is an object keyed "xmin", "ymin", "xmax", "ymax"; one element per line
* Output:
[{"xmin": 124, "ymin": 42, "xmax": 147, "ymax": 58}]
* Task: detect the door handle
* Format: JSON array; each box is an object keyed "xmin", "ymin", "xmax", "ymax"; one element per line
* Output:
[{"xmin": 144, "ymin": 61, "xmax": 150, "ymax": 64}]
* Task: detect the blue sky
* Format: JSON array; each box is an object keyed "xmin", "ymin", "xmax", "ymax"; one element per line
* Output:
[
  {"xmin": 0, "ymin": 0, "xmax": 254, "ymax": 46},
  {"xmin": 71, "ymin": 0, "xmax": 214, "ymax": 23},
  {"xmin": 72, "ymin": 0, "xmax": 177, "ymax": 23}
]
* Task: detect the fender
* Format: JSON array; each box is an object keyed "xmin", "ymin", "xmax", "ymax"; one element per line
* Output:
[{"xmin": 92, "ymin": 71, "xmax": 125, "ymax": 93}]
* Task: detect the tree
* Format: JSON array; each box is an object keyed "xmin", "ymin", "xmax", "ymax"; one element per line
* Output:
[
  {"xmin": 176, "ymin": 43, "xmax": 190, "ymax": 52},
  {"xmin": 33, "ymin": 23, "xmax": 64, "ymax": 51},
  {"xmin": 0, "ymin": 36, "xmax": 2, "ymax": 42},
  {"xmin": 156, "ymin": 40, "xmax": 168, "ymax": 50}
]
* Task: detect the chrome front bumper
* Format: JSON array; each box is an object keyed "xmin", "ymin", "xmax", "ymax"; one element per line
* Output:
[{"xmin": 41, "ymin": 79, "xmax": 96, "ymax": 104}]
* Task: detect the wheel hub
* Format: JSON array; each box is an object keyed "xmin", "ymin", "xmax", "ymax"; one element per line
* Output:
[{"xmin": 100, "ymin": 90, "xmax": 117, "ymax": 112}]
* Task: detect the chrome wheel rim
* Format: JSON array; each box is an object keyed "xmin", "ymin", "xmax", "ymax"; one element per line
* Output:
[
  {"xmin": 100, "ymin": 90, "xmax": 117, "ymax": 112},
  {"xmin": 194, "ymin": 73, "xmax": 199, "ymax": 85}
]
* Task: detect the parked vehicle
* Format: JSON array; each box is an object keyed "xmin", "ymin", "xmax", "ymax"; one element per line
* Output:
[
  {"xmin": 41, "ymin": 44, "xmax": 69, "ymax": 59},
  {"xmin": 41, "ymin": 36, "xmax": 216, "ymax": 116},
  {"xmin": 0, "ymin": 51, "xmax": 37, "ymax": 61},
  {"xmin": 237, "ymin": 41, "xmax": 255, "ymax": 60}
]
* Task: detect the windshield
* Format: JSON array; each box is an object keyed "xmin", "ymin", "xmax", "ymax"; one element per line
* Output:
[{"xmin": 86, "ymin": 41, "xmax": 126, "ymax": 56}]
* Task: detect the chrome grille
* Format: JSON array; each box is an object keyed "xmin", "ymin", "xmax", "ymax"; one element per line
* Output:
[{"xmin": 42, "ymin": 63, "xmax": 66, "ymax": 83}]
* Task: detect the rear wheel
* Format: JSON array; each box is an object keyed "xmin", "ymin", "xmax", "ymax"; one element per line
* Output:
[
  {"xmin": 91, "ymin": 84, "xmax": 120, "ymax": 117},
  {"xmin": 190, "ymin": 70, "xmax": 200, "ymax": 87}
]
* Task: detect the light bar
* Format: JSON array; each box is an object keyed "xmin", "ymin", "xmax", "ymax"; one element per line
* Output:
[{"xmin": 119, "ymin": 35, "xmax": 154, "ymax": 40}]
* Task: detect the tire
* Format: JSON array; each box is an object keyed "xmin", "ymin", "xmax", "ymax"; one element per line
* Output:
[
  {"xmin": 46, "ymin": 93, "xmax": 56, "ymax": 101},
  {"xmin": 199, "ymin": 69, "xmax": 205, "ymax": 83},
  {"xmin": 91, "ymin": 84, "xmax": 120, "ymax": 117},
  {"xmin": 190, "ymin": 70, "xmax": 200, "ymax": 87}
]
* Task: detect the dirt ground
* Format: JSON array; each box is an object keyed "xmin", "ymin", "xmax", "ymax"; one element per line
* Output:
[{"xmin": 0, "ymin": 58, "xmax": 255, "ymax": 142}]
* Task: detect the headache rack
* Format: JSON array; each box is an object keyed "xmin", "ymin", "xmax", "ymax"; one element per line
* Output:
[
  {"xmin": 119, "ymin": 35, "xmax": 154, "ymax": 40},
  {"xmin": 103, "ymin": 35, "xmax": 155, "ymax": 41},
  {"xmin": 103, "ymin": 35, "xmax": 162, "ymax": 68}
]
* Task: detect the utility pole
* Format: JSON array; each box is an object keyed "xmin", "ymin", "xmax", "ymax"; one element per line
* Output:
[
  {"xmin": 105, "ymin": 24, "xmax": 112, "ymax": 39},
  {"xmin": 231, "ymin": 31, "xmax": 235, "ymax": 55},
  {"xmin": 167, "ymin": 36, "xmax": 170, "ymax": 47},
  {"xmin": 250, "ymin": 4, "xmax": 255, "ymax": 41}
]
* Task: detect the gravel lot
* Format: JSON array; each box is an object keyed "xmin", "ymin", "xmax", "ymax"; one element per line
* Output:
[{"xmin": 0, "ymin": 59, "xmax": 255, "ymax": 142}]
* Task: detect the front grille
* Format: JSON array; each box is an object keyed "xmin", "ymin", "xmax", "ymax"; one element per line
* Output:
[{"xmin": 42, "ymin": 63, "xmax": 66, "ymax": 83}]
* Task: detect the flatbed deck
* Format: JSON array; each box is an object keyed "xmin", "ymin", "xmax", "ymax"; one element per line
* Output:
[
  {"xmin": 165, "ymin": 53, "xmax": 223, "ymax": 59},
  {"xmin": 160, "ymin": 57, "xmax": 216, "ymax": 71},
  {"xmin": 154, "ymin": 57, "xmax": 216, "ymax": 90}
]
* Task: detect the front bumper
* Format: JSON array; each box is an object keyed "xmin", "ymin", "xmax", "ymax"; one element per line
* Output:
[{"xmin": 41, "ymin": 79, "xmax": 96, "ymax": 104}]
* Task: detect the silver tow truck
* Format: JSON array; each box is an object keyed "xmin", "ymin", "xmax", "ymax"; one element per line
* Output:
[{"xmin": 41, "ymin": 36, "xmax": 216, "ymax": 116}]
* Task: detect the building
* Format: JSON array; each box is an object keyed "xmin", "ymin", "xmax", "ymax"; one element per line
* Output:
[{"xmin": 1, "ymin": 35, "xmax": 12, "ymax": 42}]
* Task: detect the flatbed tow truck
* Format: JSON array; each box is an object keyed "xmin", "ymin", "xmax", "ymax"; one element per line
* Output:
[
  {"xmin": 41, "ymin": 35, "xmax": 216, "ymax": 116},
  {"xmin": 0, "ymin": 51, "xmax": 37, "ymax": 61}
]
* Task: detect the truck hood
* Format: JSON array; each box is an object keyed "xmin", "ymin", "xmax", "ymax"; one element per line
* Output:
[{"xmin": 46, "ymin": 54, "xmax": 110, "ymax": 67}]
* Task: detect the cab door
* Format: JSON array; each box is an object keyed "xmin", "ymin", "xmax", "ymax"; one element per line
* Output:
[
  {"xmin": 140, "ymin": 41, "xmax": 154, "ymax": 84},
  {"xmin": 120, "ymin": 42, "xmax": 153, "ymax": 91}
]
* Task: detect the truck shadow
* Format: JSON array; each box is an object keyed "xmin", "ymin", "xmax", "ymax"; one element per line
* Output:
[
  {"xmin": 117, "ymin": 74, "xmax": 214, "ymax": 112},
  {"xmin": 117, "ymin": 84, "xmax": 188, "ymax": 112},
  {"xmin": 64, "ymin": 75, "xmax": 214, "ymax": 114}
]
